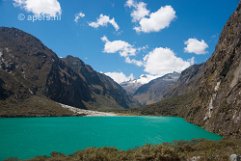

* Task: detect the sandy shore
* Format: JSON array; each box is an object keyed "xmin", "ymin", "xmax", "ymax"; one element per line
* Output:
[{"xmin": 59, "ymin": 103, "xmax": 118, "ymax": 116}]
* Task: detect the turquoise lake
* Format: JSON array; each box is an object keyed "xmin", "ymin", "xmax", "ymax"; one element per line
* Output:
[{"xmin": 0, "ymin": 116, "xmax": 222, "ymax": 160}]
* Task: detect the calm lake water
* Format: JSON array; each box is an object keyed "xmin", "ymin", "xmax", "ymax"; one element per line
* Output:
[{"xmin": 0, "ymin": 116, "xmax": 221, "ymax": 160}]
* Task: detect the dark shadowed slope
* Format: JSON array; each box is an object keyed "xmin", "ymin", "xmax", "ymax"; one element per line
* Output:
[
  {"xmin": 62, "ymin": 55, "xmax": 134, "ymax": 109},
  {"xmin": 0, "ymin": 27, "xmax": 134, "ymax": 116}
]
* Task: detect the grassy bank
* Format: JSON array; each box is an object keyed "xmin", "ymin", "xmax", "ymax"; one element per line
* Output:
[
  {"xmin": 6, "ymin": 139, "xmax": 241, "ymax": 161},
  {"xmin": 0, "ymin": 96, "xmax": 76, "ymax": 117}
]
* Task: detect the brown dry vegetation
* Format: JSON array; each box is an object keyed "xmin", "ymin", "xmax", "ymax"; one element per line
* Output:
[{"xmin": 5, "ymin": 139, "xmax": 241, "ymax": 161}]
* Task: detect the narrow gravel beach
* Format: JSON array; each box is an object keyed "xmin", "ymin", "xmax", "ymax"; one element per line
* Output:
[{"xmin": 59, "ymin": 103, "xmax": 118, "ymax": 116}]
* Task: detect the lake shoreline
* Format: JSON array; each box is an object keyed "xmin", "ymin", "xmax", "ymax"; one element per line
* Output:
[
  {"xmin": 0, "ymin": 103, "xmax": 122, "ymax": 118},
  {"xmin": 9, "ymin": 139, "xmax": 241, "ymax": 161},
  {"xmin": 59, "ymin": 103, "xmax": 119, "ymax": 116}
]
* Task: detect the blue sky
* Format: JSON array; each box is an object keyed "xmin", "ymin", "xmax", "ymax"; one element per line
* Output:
[{"xmin": 0, "ymin": 0, "xmax": 239, "ymax": 83}]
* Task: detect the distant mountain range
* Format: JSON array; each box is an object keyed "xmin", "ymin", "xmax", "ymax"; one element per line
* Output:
[
  {"xmin": 133, "ymin": 72, "xmax": 180, "ymax": 105},
  {"xmin": 120, "ymin": 74, "xmax": 153, "ymax": 95},
  {"xmin": 0, "ymin": 27, "xmax": 134, "ymax": 116},
  {"xmin": 120, "ymin": 73, "xmax": 180, "ymax": 105}
]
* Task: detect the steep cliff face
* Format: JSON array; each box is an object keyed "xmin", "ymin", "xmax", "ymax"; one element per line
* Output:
[
  {"xmin": 0, "ymin": 27, "xmax": 133, "ymax": 112},
  {"xmin": 191, "ymin": 3, "xmax": 241, "ymax": 136},
  {"xmin": 44, "ymin": 59, "xmax": 92, "ymax": 108},
  {"xmin": 62, "ymin": 56, "xmax": 134, "ymax": 109},
  {"xmin": 149, "ymin": 3, "xmax": 241, "ymax": 137}
]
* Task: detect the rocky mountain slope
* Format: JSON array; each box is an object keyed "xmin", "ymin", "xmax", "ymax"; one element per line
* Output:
[
  {"xmin": 62, "ymin": 55, "xmax": 134, "ymax": 109},
  {"xmin": 0, "ymin": 27, "xmax": 133, "ymax": 116},
  {"xmin": 133, "ymin": 72, "xmax": 180, "ymax": 105},
  {"xmin": 144, "ymin": 3, "xmax": 241, "ymax": 137}
]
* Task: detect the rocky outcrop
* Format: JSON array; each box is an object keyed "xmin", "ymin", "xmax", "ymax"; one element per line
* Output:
[{"xmin": 229, "ymin": 154, "xmax": 241, "ymax": 161}]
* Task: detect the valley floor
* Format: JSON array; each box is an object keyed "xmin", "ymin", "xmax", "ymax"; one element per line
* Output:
[{"xmin": 0, "ymin": 96, "xmax": 120, "ymax": 117}]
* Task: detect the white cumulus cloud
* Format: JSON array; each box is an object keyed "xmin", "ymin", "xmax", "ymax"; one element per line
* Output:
[
  {"xmin": 126, "ymin": 0, "xmax": 135, "ymax": 7},
  {"xmin": 134, "ymin": 5, "xmax": 176, "ymax": 33},
  {"xmin": 126, "ymin": 0, "xmax": 176, "ymax": 33},
  {"xmin": 89, "ymin": 14, "xmax": 119, "ymax": 31},
  {"xmin": 125, "ymin": 57, "xmax": 143, "ymax": 67},
  {"xmin": 104, "ymin": 72, "xmax": 134, "ymax": 84},
  {"xmin": 74, "ymin": 12, "xmax": 85, "ymax": 23},
  {"xmin": 13, "ymin": 0, "xmax": 61, "ymax": 17},
  {"xmin": 101, "ymin": 36, "xmax": 145, "ymax": 67},
  {"xmin": 143, "ymin": 47, "xmax": 193, "ymax": 76},
  {"xmin": 126, "ymin": 0, "xmax": 149, "ymax": 22},
  {"xmin": 101, "ymin": 36, "xmax": 192, "ymax": 76},
  {"xmin": 184, "ymin": 38, "xmax": 208, "ymax": 54},
  {"xmin": 101, "ymin": 36, "xmax": 136, "ymax": 57}
]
